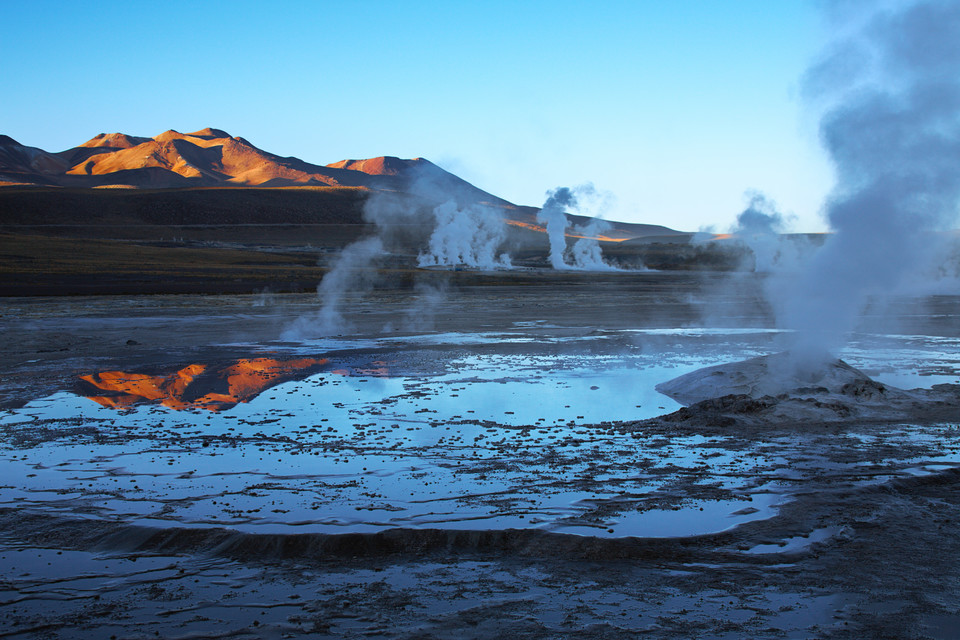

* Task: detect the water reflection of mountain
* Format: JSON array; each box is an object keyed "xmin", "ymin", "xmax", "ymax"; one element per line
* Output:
[{"xmin": 78, "ymin": 356, "xmax": 330, "ymax": 412}]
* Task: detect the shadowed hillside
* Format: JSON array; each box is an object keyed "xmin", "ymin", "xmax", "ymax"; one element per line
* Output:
[{"xmin": 0, "ymin": 128, "xmax": 764, "ymax": 295}]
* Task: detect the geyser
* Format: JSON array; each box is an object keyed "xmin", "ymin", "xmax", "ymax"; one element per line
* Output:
[
  {"xmin": 537, "ymin": 186, "xmax": 577, "ymax": 270},
  {"xmin": 536, "ymin": 184, "xmax": 617, "ymax": 271},
  {"xmin": 774, "ymin": 0, "xmax": 960, "ymax": 363},
  {"xmin": 418, "ymin": 200, "xmax": 511, "ymax": 269},
  {"xmin": 283, "ymin": 171, "xmax": 513, "ymax": 338},
  {"xmin": 731, "ymin": 192, "xmax": 790, "ymax": 273},
  {"xmin": 281, "ymin": 236, "xmax": 384, "ymax": 339}
]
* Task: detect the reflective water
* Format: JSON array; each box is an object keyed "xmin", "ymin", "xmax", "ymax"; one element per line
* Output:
[{"xmin": 2, "ymin": 322, "xmax": 960, "ymax": 539}]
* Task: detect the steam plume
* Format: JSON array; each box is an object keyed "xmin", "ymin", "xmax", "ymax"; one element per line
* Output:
[
  {"xmin": 536, "ymin": 184, "xmax": 617, "ymax": 270},
  {"xmin": 281, "ymin": 236, "xmax": 383, "ymax": 339},
  {"xmin": 778, "ymin": 0, "xmax": 960, "ymax": 362},
  {"xmin": 731, "ymin": 192, "xmax": 789, "ymax": 273},
  {"xmin": 537, "ymin": 186, "xmax": 579, "ymax": 269},
  {"xmin": 284, "ymin": 163, "xmax": 516, "ymax": 338},
  {"xmin": 400, "ymin": 281, "xmax": 448, "ymax": 332},
  {"xmin": 418, "ymin": 201, "xmax": 511, "ymax": 269},
  {"xmin": 569, "ymin": 219, "xmax": 619, "ymax": 271}
]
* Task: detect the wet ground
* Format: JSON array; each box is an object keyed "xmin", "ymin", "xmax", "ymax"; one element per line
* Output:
[{"xmin": 2, "ymin": 274, "xmax": 960, "ymax": 638}]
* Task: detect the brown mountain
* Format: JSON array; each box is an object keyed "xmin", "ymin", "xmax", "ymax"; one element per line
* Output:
[
  {"xmin": 78, "ymin": 132, "xmax": 151, "ymax": 149},
  {"xmin": 0, "ymin": 129, "xmax": 509, "ymax": 204},
  {"xmin": 0, "ymin": 135, "xmax": 69, "ymax": 186},
  {"xmin": 327, "ymin": 156, "xmax": 420, "ymax": 176},
  {"xmin": 61, "ymin": 128, "xmax": 375, "ymax": 188},
  {"xmin": 0, "ymin": 128, "xmax": 685, "ymax": 287}
]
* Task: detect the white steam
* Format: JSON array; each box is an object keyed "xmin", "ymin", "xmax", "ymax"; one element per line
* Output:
[
  {"xmin": 417, "ymin": 201, "xmax": 511, "ymax": 269},
  {"xmin": 283, "ymin": 166, "xmax": 519, "ymax": 338},
  {"xmin": 775, "ymin": 0, "xmax": 960, "ymax": 363},
  {"xmin": 537, "ymin": 187, "xmax": 576, "ymax": 270},
  {"xmin": 281, "ymin": 236, "xmax": 383, "ymax": 339},
  {"xmin": 730, "ymin": 192, "xmax": 791, "ymax": 273},
  {"xmin": 536, "ymin": 184, "xmax": 618, "ymax": 271},
  {"xmin": 569, "ymin": 219, "xmax": 618, "ymax": 271},
  {"xmin": 398, "ymin": 281, "xmax": 448, "ymax": 332}
]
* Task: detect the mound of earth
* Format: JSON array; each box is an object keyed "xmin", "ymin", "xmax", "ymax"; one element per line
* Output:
[
  {"xmin": 650, "ymin": 352, "xmax": 960, "ymax": 429},
  {"xmin": 656, "ymin": 352, "xmax": 891, "ymax": 405}
]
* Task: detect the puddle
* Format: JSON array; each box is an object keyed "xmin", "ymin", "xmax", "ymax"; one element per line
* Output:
[
  {"xmin": 0, "ymin": 424, "xmax": 777, "ymax": 537},
  {"xmin": 4, "ymin": 289, "xmax": 960, "ymax": 640},
  {"xmin": 2, "ymin": 326, "xmax": 960, "ymax": 541},
  {"xmin": 746, "ymin": 526, "xmax": 841, "ymax": 554},
  {"xmin": 551, "ymin": 493, "xmax": 781, "ymax": 538},
  {"xmin": 842, "ymin": 333, "xmax": 960, "ymax": 389}
]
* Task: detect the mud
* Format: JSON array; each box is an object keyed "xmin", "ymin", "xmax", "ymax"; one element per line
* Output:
[
  {"xmin": 2, "ymin": 280, "xmax": 960, "ymax": 638},
  {"xmin": 652, "ymin": 352, "xmax": 960, "ymax": 432}
]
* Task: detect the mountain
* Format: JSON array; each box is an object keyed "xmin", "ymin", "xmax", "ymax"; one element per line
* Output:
[
  {"xmin": 0, "ymin": 129, "xmax": 509, "ymax": 204},
  {"xmin": 0, "ymin": 129, "xmax": 720, "ymax": 296},
  {"xmin": 59, "ymin": 128, "xmax": 377, "ymax": 189},
  {"xmin": 327, "ymin": 156, "xmax": 416, "ymax": 176},
  {"xmin": 0, "ymin": 135, "xmax": 69, "ymax": 186},
  {"xmin": 0, "ymin": 128, "xmax": 683, "ymax": 243},
  {"xmin": 78, "ymin": 132, "xmax": 151, "ymax": 149}
]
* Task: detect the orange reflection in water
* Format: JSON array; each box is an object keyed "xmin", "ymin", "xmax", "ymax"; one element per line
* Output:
[{"xmin": 79, "ymin": 356, "xmax": 329, "ymax": 412}]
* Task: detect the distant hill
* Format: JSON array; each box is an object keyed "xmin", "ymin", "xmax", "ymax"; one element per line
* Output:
[
  {"xmin": 0, "ymin": 128, "xmax": 396, "ymax": 190},
  {"xmin": 0, "ymin": 135, "xmax": 69, "ymax": 186},
  {"xmin": 0, "ymin": 129, "xmax": 510, "ymax": 201},
  {"xmin": 0, "ymin": 130, "xmax": 755, "ymax": 295},
  {"xmin": 0, "ymin": 128, "xmax": 682, "ymax": 240}
]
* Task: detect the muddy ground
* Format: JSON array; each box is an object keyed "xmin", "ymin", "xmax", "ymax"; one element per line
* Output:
[{"xmin": 2, "ymin": 276, "xmax": 960, "ymax": 639}]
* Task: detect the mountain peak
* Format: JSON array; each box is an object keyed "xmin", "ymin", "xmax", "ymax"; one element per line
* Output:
[
  {"xmin": 327, "ymin": 156, "xmax": 426, "ymax": 177},
  {"xmin": 0, "ymin": 132, "xmax": 506, "ymax": 206},
  {"xmin": 187, "ymin": 128, "xmax": 230, "ymax": 140},
  {"xmin": 153, "ymin": 129, "xmax": 185, "ymax": 144},
  {"xmin": 79, "ymin": 133, "xmax": 150, "ymax": 149}
]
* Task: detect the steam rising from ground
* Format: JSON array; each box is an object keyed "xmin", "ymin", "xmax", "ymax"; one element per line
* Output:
[
  {"xmin": 537, "ymin": 184, "xmax": 618, "ymax": 271},
  {"xmin": 418, "ymin": 201, "xmax": 511, "ymax": 269},
  {"xmin": 731, "ymin": 193, "xmax": 790, "ymax": 273},
  {"xmin": 771, "ymin": 0, "xmax": 960, "ymax": 365},
  {"xmin": 284, "ymin": 168, "xmax": 516, "ymax": 338},
  {"xmin": 392, "ymin": 281, "xmax": 448, "ymax": 333},
  {"xmin": 281, "ymin": 237, "xmax": 383, "ymax": 339},
  {"xmin": 570, "ymin": 219, "xmax": 618, "ymax": 271},
  {"xmin": 537, "ymin": 187, "xmax": 577, "ymax": 269}
]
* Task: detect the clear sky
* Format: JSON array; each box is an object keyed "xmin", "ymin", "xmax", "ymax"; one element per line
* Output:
[{"xmin": 1, "ymin": 1, "xmax": 836, "ymax": 232}]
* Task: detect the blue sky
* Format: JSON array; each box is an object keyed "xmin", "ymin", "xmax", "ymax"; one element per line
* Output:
[{"xmin": 2, "ymin": 1, "xmax": 835, "ymax": 231}]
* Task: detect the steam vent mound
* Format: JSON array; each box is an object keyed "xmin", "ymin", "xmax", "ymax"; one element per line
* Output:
[{"xmin": 652, "ymin": 352, "xmax": 960, "ymax": 429}]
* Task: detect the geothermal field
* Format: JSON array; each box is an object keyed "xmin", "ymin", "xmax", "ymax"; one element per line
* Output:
[
  {"xmin": 3, "ymin": 2, "xmax": 960, "ymax": 636},
  {"xmin": 2, "ymin": 265, "xmax": 960, "ymax": 638}
]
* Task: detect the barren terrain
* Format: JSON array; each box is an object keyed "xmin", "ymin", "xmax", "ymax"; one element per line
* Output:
[{"xmin": 1, "ymin": 276, "xmax": 960, "ymax": 638}]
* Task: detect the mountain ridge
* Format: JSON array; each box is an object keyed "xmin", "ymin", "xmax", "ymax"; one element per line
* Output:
[
  {"xmin": 0, "ymin": 129, "xmax": 502, "ymax": 202},
  {"xmin": 0, "ymin": 128, "xmax": 682, "ymax": 239}
]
